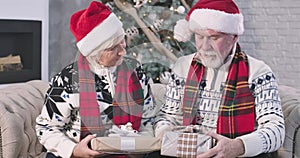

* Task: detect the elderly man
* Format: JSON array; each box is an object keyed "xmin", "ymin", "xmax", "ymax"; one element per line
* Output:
[{"xmin": 155, "ymin": 0, "xmax": 285, "ymax": 157}]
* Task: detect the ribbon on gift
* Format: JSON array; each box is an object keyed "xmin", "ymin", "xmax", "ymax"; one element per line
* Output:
[
  {"xmin": 120, "ymin": 137, "xmax": 136, "ymax": 151},
  {"xmin": 174, "ymin": 125, "xmax": 202, "ymax": 133},
  {"xmin": 108, "ymin": 122, "xmax": 141, "ymax": 137}
]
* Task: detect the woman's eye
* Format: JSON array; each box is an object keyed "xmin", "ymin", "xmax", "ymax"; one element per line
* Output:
[{"xmin": 107, "ymin": 45, "xmax": 117, "ymax": 51}]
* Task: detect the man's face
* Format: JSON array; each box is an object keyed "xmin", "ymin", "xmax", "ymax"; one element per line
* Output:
[
  {"xmin": 194, "ymin": 29, "xmax": 238, "ymax": 68},
  {"xmin": 98, "ymin": 39, "xmax": 126, "ymax": 67}
]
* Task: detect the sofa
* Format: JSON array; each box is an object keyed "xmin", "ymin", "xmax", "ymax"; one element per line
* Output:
[
  {"xmin": 0, "ymin": 80, "xmax": 299, "ymax": 158},
  {"xmin": 0, "ymin": 80, "xmax": 48, "ymax": 158}
]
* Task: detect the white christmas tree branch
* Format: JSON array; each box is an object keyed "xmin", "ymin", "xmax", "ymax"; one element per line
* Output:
[
  {"xmin": 181, "ymin": 0, "xmax": 191, "ymax": 10},
  {"xmin": 114, "ymin": 0, "xmax": 177, "ymax": 62}
]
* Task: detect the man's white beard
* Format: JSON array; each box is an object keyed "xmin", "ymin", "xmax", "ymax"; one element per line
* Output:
[{"xmin": 196, "ymin": 49, "xmax": 224, "ymax": 68}]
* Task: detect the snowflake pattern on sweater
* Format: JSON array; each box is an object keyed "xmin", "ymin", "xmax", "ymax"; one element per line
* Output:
[{"xmin": 36, "ymin": 58, "xmax": 157, "ymax": 157}]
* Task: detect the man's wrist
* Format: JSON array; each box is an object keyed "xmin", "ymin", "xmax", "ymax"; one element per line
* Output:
[{"xmin": 235, "ymin": 138, "xmax": 245, "ymax": 156}]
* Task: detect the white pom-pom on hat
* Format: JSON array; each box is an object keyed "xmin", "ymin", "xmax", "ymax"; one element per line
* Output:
[{"xmin": 173, "ymin": 19, "xmax": 193, "ymax": 42}]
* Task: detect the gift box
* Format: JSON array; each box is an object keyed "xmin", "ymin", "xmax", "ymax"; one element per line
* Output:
[
  {"xmin": 161, "ymin": 126, "xmax": 213, "ymax": 158},
  {"xmin": 91, "ymin": 136, "xmax": 161, "ymax": 154}
]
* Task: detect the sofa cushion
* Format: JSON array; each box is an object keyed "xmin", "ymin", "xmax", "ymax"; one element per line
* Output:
[
  {"xmin": 0, "ymin": 80, "xmax": 48, "ymax": 158},
  {"xmin": 277, "ymin": 85, "xmax": 300, "ymax": 158}
]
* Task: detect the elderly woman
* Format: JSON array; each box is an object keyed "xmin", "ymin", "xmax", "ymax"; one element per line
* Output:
[{"xmin": 36, "ymin": 1, "xmax": 157, "ymax": 158}]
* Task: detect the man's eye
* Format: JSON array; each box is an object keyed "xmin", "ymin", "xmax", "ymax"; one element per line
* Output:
[{"xmin": 210, "ymin": 36, "xmax": 219, "ymax": 40}]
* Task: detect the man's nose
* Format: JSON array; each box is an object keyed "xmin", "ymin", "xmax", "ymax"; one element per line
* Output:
[{"xmin": 201, "ymin": 38, "xmax": 212, "ymax": 51}]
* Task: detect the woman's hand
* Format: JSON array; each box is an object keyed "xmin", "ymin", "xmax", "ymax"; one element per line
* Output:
[
  {"xmin": 197, "ymin": 132, "xmax": 245, "ymax": 158},
  {"xmin": 71, "ymin": 134, "xmax": 107, "ymax": 158}
]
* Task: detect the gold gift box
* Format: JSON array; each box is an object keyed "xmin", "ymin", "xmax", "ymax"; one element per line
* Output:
[{"xmin": 91, "ymin": 136, "xmax": 161, "ymax": 154}]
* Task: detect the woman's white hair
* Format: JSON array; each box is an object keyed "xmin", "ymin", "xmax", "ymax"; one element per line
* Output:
[{"xmin": 86, "ymin": 33, "xmax": 125, "ymax": 74}]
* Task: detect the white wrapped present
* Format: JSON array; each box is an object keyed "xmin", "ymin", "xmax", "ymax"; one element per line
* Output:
[{"xmin": 161, "ymin": 125, "xmax": 213, "ymax": 157}]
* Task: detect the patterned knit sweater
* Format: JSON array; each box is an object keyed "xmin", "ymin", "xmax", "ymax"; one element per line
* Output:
[
  {"xmin": 155, "ymin": 50, "xmax": 285, "ymax": 157},
  {"xmin": 36, "ymin": 58, "xmax": 157, "ymax": 158}
]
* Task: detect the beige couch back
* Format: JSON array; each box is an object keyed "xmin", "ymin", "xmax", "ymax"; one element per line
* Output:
[
  {"xmin": 0, "ymin": 80, "xmax": 48, "ymax": 158},
  {"xmin": 277, "ymin": 85, "xmax": 300, "ymax": 158}
]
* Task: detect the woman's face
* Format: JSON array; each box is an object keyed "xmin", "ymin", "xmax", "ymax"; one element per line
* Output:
[
  {"xmin": 97, "ymin": 39, "xmax": 126, "ymax": 67},
  {"xmin": 194, "ymin": 29, "xmax": 238, "ymax": 68}
]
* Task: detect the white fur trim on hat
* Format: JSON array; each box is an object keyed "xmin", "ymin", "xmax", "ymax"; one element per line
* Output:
[
  {"xmin": 173, "ymin": 19, "xmax": 193, "ymax": 42},
  {"xmin": 77, "ymin": 14, "xmax": 123, "ymax": 56},
  {"xmin": 189, "ymin": 9, "xmax": 244, "ymax": 35}
]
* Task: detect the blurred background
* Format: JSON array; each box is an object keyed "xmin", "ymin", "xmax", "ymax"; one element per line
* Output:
[{"xmin": 48, "ymin": 0, "xmax": 300, "ymax": 87}]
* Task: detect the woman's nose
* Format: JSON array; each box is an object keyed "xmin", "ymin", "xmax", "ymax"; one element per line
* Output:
[{"xmin": 118, "ymin": 47, "xmax": 126, "ymax": 56}]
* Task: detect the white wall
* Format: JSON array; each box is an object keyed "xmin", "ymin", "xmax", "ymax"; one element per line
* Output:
[
  {"xmin": 0, "ymin": 0, "xmax": 49, "ymax": 85},
  {"xmin": 236, "ymin": 0, "xmax": 300, "ymax": 89}
]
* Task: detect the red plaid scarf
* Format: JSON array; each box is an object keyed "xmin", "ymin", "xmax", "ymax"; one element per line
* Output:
[
  {"xmin": 183, "ymin": 45, "xmax": 255, "ymax": 138},
  {"xmin": 112, "ymin": 59, "xmax": 144, "ymax": 130},
  {"xmin": 78, "ymin": 54, "xmax": 144, "ymax": 139}
]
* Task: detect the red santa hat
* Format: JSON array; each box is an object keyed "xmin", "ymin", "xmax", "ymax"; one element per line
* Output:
[
  {"xmin": 174, "ymin": 0, "xmax": 244, "ymax": 42},
  {"xmin": 70, "ymin": 1, "xmax": 124, "ymax": 56}
]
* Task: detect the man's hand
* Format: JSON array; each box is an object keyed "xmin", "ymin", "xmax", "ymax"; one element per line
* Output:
[
  {"xmin": 197, "ymin": 132, "xmax": 245, "ymax": 158},
  {"xmin": 71, "ymin": 134, "xmax": 107, "ymax": 158},
  {"xmin": 154, "ymin": 124, "xmax": 174, "ymax": 139}
]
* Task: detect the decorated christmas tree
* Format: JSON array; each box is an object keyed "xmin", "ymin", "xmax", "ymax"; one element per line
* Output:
[{"xmin": 101, "ymin": 0, "xmax": 198, "ymax": 83}]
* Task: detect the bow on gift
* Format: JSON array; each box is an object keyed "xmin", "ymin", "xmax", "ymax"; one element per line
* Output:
[
  {"xmin": 108, "ymin": 122, "xmax": 141, "ymax": 137},
  {"xmin": 173, "ymin": 125, "xmax": 204, "ymax": 133}
]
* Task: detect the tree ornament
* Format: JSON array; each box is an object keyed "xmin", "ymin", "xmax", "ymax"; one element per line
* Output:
[
  {"xmin": 150, "ymin": 19, "xmax": 163, "ymax": 33},
  {"xmin": 177, "ymin": 6, "xmax": 185, "ymax": 14},
  {"xmin": 133, "ymin": 0, "xmax": 148, "ymax": 8},
  {"xmin": 125, "ymin": 26, "xmax": 139, "ymax": 44}
]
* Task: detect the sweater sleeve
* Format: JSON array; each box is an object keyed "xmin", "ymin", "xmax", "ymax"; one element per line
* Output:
[
  {"xmin": 154, "ymin": 72, "xmax": 185, "ymax": 137},
  {"xmin": 35, "ymin": 67, "xmax": 80, "ymax": 158},
  {"xmin": 136, "ymin": 65, "xmax": 157, "ymax": 136},
  {"xmin": 154, "ymin": 54, "xmax": 193, "ymax": 137},
  {"xmin": 238, "ymin": 57, "xmax": 285, "ymax": 156}
]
